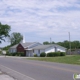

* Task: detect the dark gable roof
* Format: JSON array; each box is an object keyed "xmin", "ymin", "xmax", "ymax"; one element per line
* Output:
[
  {"xmin": 10, "ymin": 42, "xmax": 37, "ymax": 49},
  {"xmin": 32, "ymin": 44, "xmax": 66, "ymax": 50}
]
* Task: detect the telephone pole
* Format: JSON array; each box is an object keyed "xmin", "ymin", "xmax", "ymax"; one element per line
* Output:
[
  {"xmin": 50, "ymin": 37, "xmax": 52, "ymax": 44},
  {"xmin": 69, "ymin": 32, "xmax": 71, "ymax": 55}
]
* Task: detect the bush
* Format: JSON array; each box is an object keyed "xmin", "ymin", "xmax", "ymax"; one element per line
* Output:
[
  {"xmin": 15, "ymin": 52, "xmax": 23, "ymax": 56},
  {"xmin": 47, "ymin": 52, "xmax": 60, "ymax": 57},
  {"xmin": 53, "ymin": 52, "xmax": 60, "ymax": 57},
  {"xmin": 6, "ymin": 52, "xmax": 13, "ymax": 56},
  {"xmin": 0, "ymin": 51, "xmax": 2, "ymax": 55},
  {"xmin": 40, "ymin": 52, "xmax": 46, "ymax": 57},
  {"xmin": 34, "ymin": 54, "xmax": 38, "ymax": 57},
  {"xmin": 47, "ymin": 52, "xmax": 54, "ymax": 57},
  {"xmin": 14, "ymin": 52, "xmax": 24, "ymax": 56},
  {"xmin": 6, "ymin": 52, "xmax": 15, "ymax": 56},
  {"xmin": 6, "ymin": 52, "xmax": 25, "ymax": 56},
  {"xmin": 16, "ymin": 52, "xmax": 21, "ymax": 56},
  {"xmin": 47, "ymin": 52, "xmax": 66, "ymax": 57},
  {"xmin": 60, "ymin": 52, "xmax": 66, "ymax": 56},
  {"xmin": 12, "ymin": 52, "xmax": 17, "ymax": 56},
  {"xmin": 20, "ymin": 52, "xmax": 25, "ymax": 56}
]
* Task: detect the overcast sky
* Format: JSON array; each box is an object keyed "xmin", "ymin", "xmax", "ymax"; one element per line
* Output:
[{"xmin": 0, "ymin": 0, "xmax": 80, "ymax": 47}]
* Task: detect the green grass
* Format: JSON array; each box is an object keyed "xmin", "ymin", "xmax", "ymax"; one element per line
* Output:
[{"xmin": 28, "ymin": 55, "xmax": 80, "ymax": 65}]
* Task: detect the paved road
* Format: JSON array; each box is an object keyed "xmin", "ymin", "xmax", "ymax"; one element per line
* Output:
[{"xmin": 0, "ymin": 56, "xmax": 80, "ymax": 80}]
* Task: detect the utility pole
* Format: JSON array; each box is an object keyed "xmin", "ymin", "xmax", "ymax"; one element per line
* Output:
[
  {"xmin": 50, "ymin": 37, "xmax": 52, "ymax": 44},
  {"xmin": 69, "ymin": 32, "xmax": 71, "ymax": 55}
]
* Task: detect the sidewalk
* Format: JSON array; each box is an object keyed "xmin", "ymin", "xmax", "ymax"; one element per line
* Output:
[
  {"xmin": 0, "ymin": 71, "xmax": 15, "ymax": 80},
  {"xmin": 0, "ymin": 55, "xmax": 36, "ymax": 59}
]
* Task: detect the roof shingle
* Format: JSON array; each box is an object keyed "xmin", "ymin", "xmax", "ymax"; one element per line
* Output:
[{"xmin": 32, "ymin": 44, "xmax": 66, "ymax": 50}]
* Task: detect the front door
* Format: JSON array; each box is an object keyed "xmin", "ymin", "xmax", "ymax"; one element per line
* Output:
[
  {"xmin": 26, "ymin": 50, "xmax": 33, "ymax": 57},
  {"xmin": 26, "ymin": 50, "xmax": 29, "ymax": 57}
]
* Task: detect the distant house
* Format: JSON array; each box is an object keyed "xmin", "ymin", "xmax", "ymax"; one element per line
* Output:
[{"xmin": 32, "ymin": 44, "xmax": 67, "ymax": 56}]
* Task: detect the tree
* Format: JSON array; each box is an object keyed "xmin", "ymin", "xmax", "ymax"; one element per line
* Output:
[
  {"xmin": 43, "ymin": 40, "xmax": 80, "ymax": 49},
  {"xmin": 43, "ymin": 41, "xmax": 50, "ymax": 45},
  {"xmin": 52, "ymin": 41, "xmax": 55, "ymax": 44},
  {"xmin": 0, "ymin": 22, "xmax": 11, "ymax": 43},
  {"xmin": 71, "ymin": 41, "xmax": 80, "ymax": 49},
  {"xmin": 9, "ymin": 32, "xmax": 23, "ymax": 46},
  {"xmin": 63, "ymin": 40, "xmax": 69, "ymax": 49},
  {"xmin": 43, "ymin": 41, "xmax": 55, "ymax": 45}
]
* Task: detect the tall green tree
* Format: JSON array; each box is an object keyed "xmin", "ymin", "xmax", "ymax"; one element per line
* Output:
[
  {"xmin": 43, "ymin": 41, "xmax": 50, "ymax": 45},
  {"xmin": 9, "ymin": 32, "xmax": 23, "ymax": 46},
  {"xmin": 0, "ymin": 22, "xmax": 11, "ymax": 43},
  {"xmin": 71, "ymin": 41, "xmax": 80, "ymax": 49},
  {"xmin": 63, "ymin": 40, "xmax": 69, "ymax": 49},
  {"xmin": 43, "ymin": 41, "xmax": 55, "ymax": 45}
]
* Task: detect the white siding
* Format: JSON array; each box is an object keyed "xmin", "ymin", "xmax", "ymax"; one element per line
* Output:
[
  {"xmin": 34, "ymin": 50, "xmax": 39, "ymax": 56},
  {"xmin": 34, "ymin": 49, "xmax": 45, "ymax": 56},
  {"xmin": 34, "ymin": 50, "xmax": 38, "ymax": 54},
  {"xmin": 40, "ymin": 50, "xmax": 45, "ymax": 53},
  {"xmin": 45, "ymin": 46, "xmax": 66, "ymax": 54},
  {"xmin": 45, "ymin": 46, "xmax": 55, "ymax": 54},
  {"xmin": 57, "ymin": 47, "xmax": 66, "ymax": 52},
  {"xmin": 9, "ymin": 48, "xmax": 16, "ymax": 53}
]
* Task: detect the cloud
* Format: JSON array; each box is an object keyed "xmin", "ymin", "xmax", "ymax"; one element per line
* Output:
[{"xmin": 0, "ymin": 0, "xmax": 80, "ymax": 47}]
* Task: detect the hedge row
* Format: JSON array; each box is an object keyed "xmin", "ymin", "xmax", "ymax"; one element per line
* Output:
[
  {"xmin": 39, "ymin": 52, "xmax": 66, "ymax": 57},
  {"xmin": 6, "ymin": 52, "xmax": 65, "ymax": 57},
  {"xmin": 6, "ymin": 52, "xmax": 25, "ymax": 56},
  {"xmin": 47, "ymin": 52, "xmax": 66, "ymax": 57}
]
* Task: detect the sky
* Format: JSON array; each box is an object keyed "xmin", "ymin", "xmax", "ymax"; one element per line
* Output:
[{"xmin": 0, "ymin": 0, "xmax": 80, "ymax": 47}]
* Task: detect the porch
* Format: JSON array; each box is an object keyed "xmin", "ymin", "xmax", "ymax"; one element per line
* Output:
[{"xmin": 25, "ymin": 49, "xmax": 33, "ymax": 57}]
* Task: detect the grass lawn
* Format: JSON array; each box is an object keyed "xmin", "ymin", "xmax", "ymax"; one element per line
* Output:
[{"xmin": 28, "ymin": 55, "xmax": 80, "ymax": 65}]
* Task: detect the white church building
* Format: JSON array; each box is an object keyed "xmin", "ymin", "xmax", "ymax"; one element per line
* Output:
[{"xmin": 9, "ymin": 36, "xmax": 67, "ymax": 57}]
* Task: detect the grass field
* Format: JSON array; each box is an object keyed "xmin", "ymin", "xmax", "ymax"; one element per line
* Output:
[{"xmin": 28, "ymin": 55, "xmax": 80, "ymax": 65}]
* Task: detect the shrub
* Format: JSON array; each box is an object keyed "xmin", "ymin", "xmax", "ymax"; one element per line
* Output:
[
  {"xmin": 15, "ymin": 52, "xmax": 24, "ymax": 56},
  {"xmin": 53, "ymin": 52, "xmax": 60, "ymax": 57},
  {"xmin": 40, "ymin": 52, "xmax": 46, "ymax": 57},
  {"xmin": 0, "ymin": 51, "xmax": 2, "ymax": 55},
  {"xmin": 6, "ymin": 52, "xmax": 15, "ymax": 56},
  {"xmin": 6, "ymin": 52, "xmax": 11, "ymax": 56},
  {"xmin": 6, "ymin": 52, "xmax": 25, "ymax": 56},
  {"xmin": 47, "ymin": 52, "xmax": 66, "ymax": 57},
  {"xmin": 20, "ymin": 52, "xmax": 25, "ymax": 56},
  {"xmin": 60, "ymin": 52, "xmax": 66, "ymax": 56},
  {"xmin": 34, "ymin": 54, "xmax": 38, "ymax": 57},
  {"xmin": 47, "ymin": 52, "xmax": 54, "ymax": 57},
  {"xmin": 12, "ymin": 52, "xmax": 17, "ymax": 56}
]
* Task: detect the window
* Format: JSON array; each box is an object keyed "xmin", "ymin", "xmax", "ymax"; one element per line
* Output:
[
  {"xmin": 38, "ymin": 50, "xmax": 40, "ymax": 54},
  {"xmin": 33, "ymin": 50, "xmax": 34, "ymax": 53}
]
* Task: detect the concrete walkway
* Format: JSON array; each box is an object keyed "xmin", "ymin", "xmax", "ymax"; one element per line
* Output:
[{"xmin": 0, "ymin": 71, "xmax": 15, "ymax": 80}]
